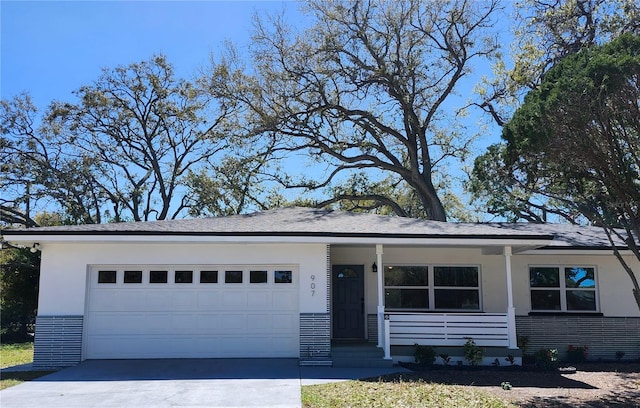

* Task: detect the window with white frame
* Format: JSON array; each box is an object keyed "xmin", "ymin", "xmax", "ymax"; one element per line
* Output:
[
  {"xmin": 384, "ymin": 265, "xmax": 480, "ymax": 311},
  {"xmin": 529, "ymin": 266, "xmax": 597, "ymax": 312}
]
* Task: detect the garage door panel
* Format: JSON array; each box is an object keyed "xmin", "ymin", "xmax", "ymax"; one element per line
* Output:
[
  {"xmin": 86, "ymin": 265, "xmax": 299, "ymax": 359},
  {"xmin": 221, "ymin": 292, "xmax": 246, "ymax": 307},
  {"xmin": 247, "ymin": 291, "xmax": 270, "ymax": 307},
  {"xmin": 196, "ymin": 314, "xmax": 221, "ymax": 330},
  {"xmin": 171, "ymin": 292, "xmax": 197, "ymax": 308},
  {"xmin": 197, "ymin": 292, "xmax": 221, "ymax": 308}
]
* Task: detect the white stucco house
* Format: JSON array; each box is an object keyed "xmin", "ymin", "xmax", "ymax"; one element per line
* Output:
[{"xmin": 3, "ymin": 207, "xmax": 639, "ymax": 367}]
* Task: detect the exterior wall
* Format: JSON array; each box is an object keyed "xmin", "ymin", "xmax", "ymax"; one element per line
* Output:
[
  {"xmin": 331, "ymin": 245, "xmax": 640, "ymax": 362},
  {"xmin": 517, "ymin": 316, "xmax": 640, "ymax": 361},
  {"xmin": 330, "ymin": 246, "xmax": 508, "ymax": 317},
  {"xmin": 510, "ymin": 252, "xmax": 640, "ymax": 317},
  {"xmin": 35, "ymin": 241, "xmax": 329, "ymax": 366}
]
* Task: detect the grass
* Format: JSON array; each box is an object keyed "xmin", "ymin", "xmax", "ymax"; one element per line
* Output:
[
  {"xmin": 302, "ymin": 376, "xmax": 514, "ymax": 408},
  {"xmin": 0, "ymin": 342, "xmax": 55, "ymax": 390},
  {"xmin": 1, "ymin": 342, "xmax": 35, "ymax": 369}
]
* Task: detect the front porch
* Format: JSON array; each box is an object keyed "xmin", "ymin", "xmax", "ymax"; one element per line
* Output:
[{"xmin": 325, "ymin": 243, "xmax": 525, "ymax": 367}]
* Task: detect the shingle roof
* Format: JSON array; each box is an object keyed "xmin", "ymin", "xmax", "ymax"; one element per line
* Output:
[{"xmin": 0, "ymin": 206, "xmax": 623, "ymax": 248}]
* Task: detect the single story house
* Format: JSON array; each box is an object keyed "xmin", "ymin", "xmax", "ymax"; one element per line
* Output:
[{"xmin": 2, "ymin": 207, "xmax": 639, "ymax": 367}]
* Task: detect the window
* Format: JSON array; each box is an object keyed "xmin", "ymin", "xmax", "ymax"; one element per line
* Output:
[
  {"xmin": 175, "ymin": 270, "xmax": 193, "ymax": 283},
  {"xmin": 200, "ymin": 270, "xmax": 218, "ymax": 283},
  {"xmin": 250, "ymin": 270, "xmax": 267, "ymax": 283},
  {"xmin": 98, "ymin": 270, "xmax": 117, "ymax": 284},
  {"xmin": 384, "ymin": 265, "xmax": 480, "ymax": 311},
  {"xmin": 274, "ymin": 270, "xmax": 292, "ymax": 284},
  {"xmin": 149, "ymin": 270, "xmax": 168, "ymax": 283},
  {"xmin": 384, "ymin": 266, "xmax": 429, "ymax": 309},
  {"xmin": 225, "ymin": 270, "xmax": 243, "ymax": 283},
  {"xmin": 530, "ymin": 266, "xmax": 597, "ymax": 312},
  {"xmin": 433, "ymin": 266, "xmax": 480, "ymax": 310},
  {"xmin": 124, "ymin": 270, "xmax": 142, "ymax": 284}
]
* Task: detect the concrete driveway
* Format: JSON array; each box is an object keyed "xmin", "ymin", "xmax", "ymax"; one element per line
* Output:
[{"xmin": 0, "ymin": 359, "xmax": 407, "ymax": 408}]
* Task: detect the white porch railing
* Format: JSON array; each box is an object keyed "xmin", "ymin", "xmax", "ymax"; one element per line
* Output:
[{"xmin": 384, "ymin": 313, "xmax": 510, "ymax": 357}]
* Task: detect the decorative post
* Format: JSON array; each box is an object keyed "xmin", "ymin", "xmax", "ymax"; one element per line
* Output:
[
  {"xmin": 376, "ymin": 244, "xmax": 384, "ymax": 348},
  {"xmin": 504, "ymin": 245, "xmax": 518, "ymax": 349}
]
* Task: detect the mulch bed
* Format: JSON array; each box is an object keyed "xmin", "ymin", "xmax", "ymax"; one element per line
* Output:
[{"xmin": 372, "ymin": 361, "xmax": 640, "ymax": 407}]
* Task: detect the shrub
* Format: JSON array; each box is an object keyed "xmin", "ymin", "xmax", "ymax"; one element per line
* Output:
[
  {"xmin": 534, "ymin": 348, "xmax": 558, "ymax": 371},
  {"xmin": 463, "ymin": 337, "xmax": 484, "ymax": 366},
  {"xmin": 567, "ymin": 345, "xmax": 588, "ymax": 363},
  {"xmin": 414, "ymin": 344, "xmax": 437, "ymax": 365}
]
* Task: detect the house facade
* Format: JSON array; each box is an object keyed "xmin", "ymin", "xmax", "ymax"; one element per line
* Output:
[{"xmin": 3, "ymin": 207, "xmax": 639, "ymax": 367}]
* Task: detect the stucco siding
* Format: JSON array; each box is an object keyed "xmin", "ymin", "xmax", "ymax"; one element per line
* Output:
[
  {"xmin": 511, "ymin": 253, "xmax": 640, "ymax": 317},
  {"xmin": 37, "ymin": 242, "xmax": 329, "ymax": 316}
]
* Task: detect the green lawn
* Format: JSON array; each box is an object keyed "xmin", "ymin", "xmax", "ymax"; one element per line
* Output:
[
  {"xmin": 0, "ymin": 342, "xmax": 55, "ymax": 390},
  {"xmin": 302, "ymin": 377, "xmax": 514, "ymax": 408}
]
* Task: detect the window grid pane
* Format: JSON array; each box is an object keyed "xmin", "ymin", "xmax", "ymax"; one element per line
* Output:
[
  {"xmin": 124, "ymin": 270, "xmax": 142, "ymax": 284},
  {"xmin": 149, "ymin": 270, "xmax": 168, "ymax": 283},
  {"xmin": 274, "ymin": 270, "xmax": 292, "ymax": 283},
  {"xmin": 531, "ymin": 289, "xmax": 561, "ymax": 310},
  {"xmin": 98, "ymin": 270, "xmax": 117, "ymax": 284},
  {"xmin": 250, "ymin": 270, "xmax": 268, "ymax": 283},
  {"xmin": 384, "ymin": 266, "xmax": 428, "ymax": 286},
  {"xmin": 225, "ymin": 270, "xmax": 243, "ymax": 283},
  {"xmin": 434, "ymin": 266, "xmax": 478, "ymax": 287},
  {"xmin": 565, "ymin": 267, "xmax": 595, "ymax": 288},
  {"xmin": 175, "ymin": 270, "xmax": 193, "ymax": 283},
  {"xmin": 200, "ymin": 271, "xmax": 218, "ymax": 283},
  {"xmin": 385, "ymin": 288, "xmax": 429, "ymax": 309},
  {"xmin": 530, "ymin": 267, "xmax": 560, "ymax": 287}
]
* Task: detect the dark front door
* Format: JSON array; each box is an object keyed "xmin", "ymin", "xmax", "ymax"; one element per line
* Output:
[{"xmin": 332, "ymin": 265, "xmax": 365, "ymax": 339}]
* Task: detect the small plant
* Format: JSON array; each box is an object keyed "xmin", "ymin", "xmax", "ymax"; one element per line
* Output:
[
  {"xmin": 505, "ymin": 354, "xmax": 516, "ymax": 365},
  {"xmin": 414, "ymin": 344, "xmax": 437, "ymax": 365},
  {"xmin": 492, "ymin": 358, "xmax": 500, "ymax": 366},
  {"xmin": 567, "ymin": 345, "xmax": 588, "ymax": 363},
  {"xmin": 615, "ymin": 351, "xmax": 625, "ymax": 361},
  {"xmin": 463, "ymin": 337, "xmax": 484, "ymax": 366},
  {"xmin": 501, "ymin": 381, "xmax": 512, "ymax": 390},
  {"xmin": 534, "ymin": 348, "xmax": 558, "ymax": 371},
  {"xmin": 517, "ymin": 336, "xmax": 529, "ymax": 354},
  {"xmin": 439, "ymin": 353, "xmax": 451, "ymax": 365}
]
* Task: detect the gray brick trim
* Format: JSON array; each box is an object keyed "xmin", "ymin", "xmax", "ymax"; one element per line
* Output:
[
  {"xmin": 516, "ymin": 315, "xmax": 640, "ymax": 360},
  {"xmin": 367, "ymin": 314, "xmax": 377, "ymax": 342},
  {"xmin": 33, "ymin": 316, "xmax": 83, "ymax": 367},
  {"xmin": 300, "ymin": 313, "xmax": 331, "ymax": 362}
]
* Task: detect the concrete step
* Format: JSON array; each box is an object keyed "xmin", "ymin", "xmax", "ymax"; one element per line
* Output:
[
  {"xmin": 331, "ymin": 343, "xmax": 394, "ymax": 368},
  {"xmin": 331, "ymin": 357, "xmax": 394, "ymax": 368}
]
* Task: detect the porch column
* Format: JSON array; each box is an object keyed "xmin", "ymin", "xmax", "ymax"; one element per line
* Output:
[
  {"xmin": 376, "ymin": 244, "xmax": 384, "ymax": 348},
  {"xmin": 504, "ymin": 246, "xmax": 518, "ymax": 349}
]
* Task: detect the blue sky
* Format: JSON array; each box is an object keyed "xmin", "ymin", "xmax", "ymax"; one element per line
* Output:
[
  {"xmin": 1, "ymin": 1, "xmax": 513, "ymax": 220},
  {"xmin": 1, "ymin": 1, "xmax": 301, "ymax": 107}
]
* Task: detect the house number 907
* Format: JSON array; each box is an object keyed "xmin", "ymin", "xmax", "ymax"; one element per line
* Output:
[{"xmin": 310, "ymin": 275, "xmax": 316, "ymax": 296}]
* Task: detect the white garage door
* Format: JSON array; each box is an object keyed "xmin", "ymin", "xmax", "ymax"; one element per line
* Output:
[{"xmin": 85, "ymin": 265, "xmax": 299, "ymax": 359}]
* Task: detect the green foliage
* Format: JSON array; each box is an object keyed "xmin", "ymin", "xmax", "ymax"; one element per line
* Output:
[
  {"xmin": 534, "ymin": 348, "xmax": 559, "ymax": 371},
  {"xmin": 472, "ymin": 33, "xmax": 640, "ymax": 309},
  {"xmin": 615, "ymin": 351, "xmax": 626, "ymax": 361},
  {"xmin": 0, "ymin": 342, "xmax": 34, "ymax": 369},
  {"xmin": 517, "ymin": 336, "xmax": 530, "ymax": 355},
  {"xmin": 463, "ymin": 337, "xmax": 484, "ymax": 366},
  {"xmin": 414, "ymin": 344, "xmax": 437, "ymax": 365},
  {"xmin": 0, "ymin": 248, "xmax": 39, "ymax": 343}
]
